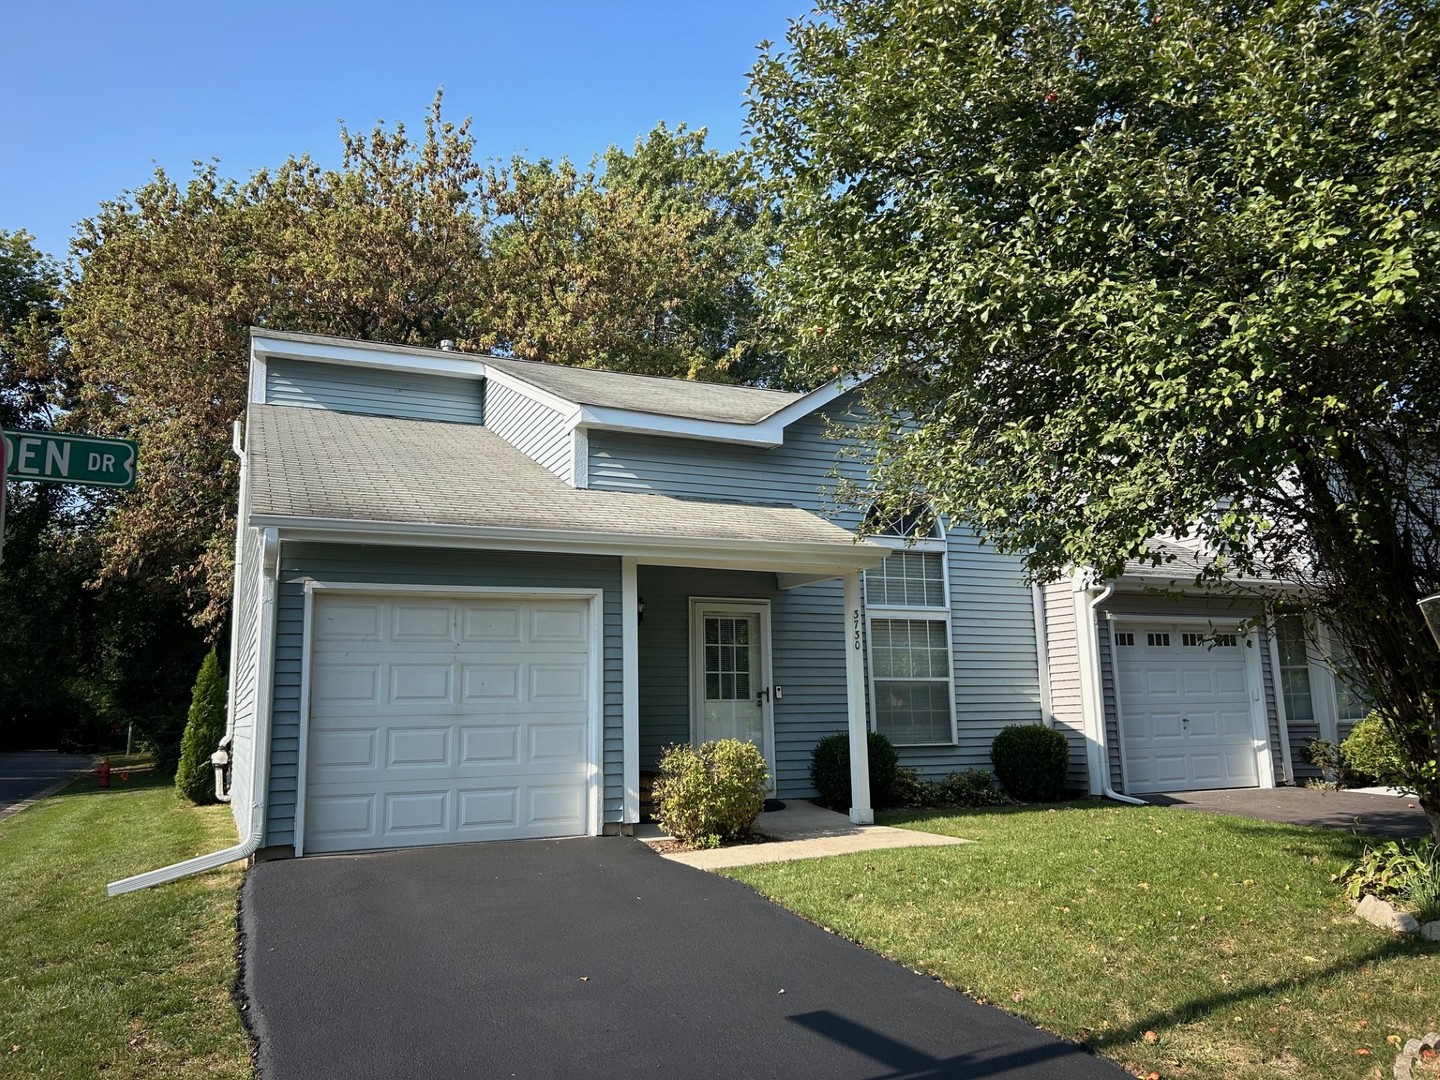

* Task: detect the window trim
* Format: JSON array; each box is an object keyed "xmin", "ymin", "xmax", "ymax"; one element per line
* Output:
[{"xmin": 862, "ymin": 525, "xmax": 957, "ymax": 747}]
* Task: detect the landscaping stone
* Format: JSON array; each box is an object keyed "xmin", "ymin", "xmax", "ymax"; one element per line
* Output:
[
  {"xmin": 1355, "ymin": 894, "xmax": 1422, "ymax": 934},
  {"xmin": 1393, "ymin": 1031, "xmax": 1440, "ymax": 1080},
  {"xmin": 1422, "ymin": 921, "xmax": 1440, "ymax": 942}
]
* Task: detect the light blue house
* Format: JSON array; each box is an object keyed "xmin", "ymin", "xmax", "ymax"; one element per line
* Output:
[{"xmin": 110, "ymin": 328, "xmax": 1326, "ymax": 890}]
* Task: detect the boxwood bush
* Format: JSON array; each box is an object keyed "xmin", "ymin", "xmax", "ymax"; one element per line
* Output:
[
  {"xmin": 810, "ymin": 730, "xmax": 901, "ymax": 809},
  {"xmin": 990, "ymin": 723, "xmax": 1070, "ymax": 802},
  {"xmin": 653, "ymin": 739, "xmax": 768, "ymax": 848}
]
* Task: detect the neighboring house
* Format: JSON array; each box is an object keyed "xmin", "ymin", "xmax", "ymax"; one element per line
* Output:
[
  {"xmin": 1040, "ymin": 539, "xmax": 1366, "ymax": 799},
  {"xmin": 205, "ymin": 329, "xmax": 1047, "ymax": 863}
]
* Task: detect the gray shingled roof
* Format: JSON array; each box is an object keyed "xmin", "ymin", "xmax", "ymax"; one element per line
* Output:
[
  {"xmin": 478, "ymin": 354, "xmax": 804, "ymax": 424},
  {"xmin": 252, "ymin": 329, "xmax": 806, "ymax": 425},
  {"xmin": 245, "ymin": 405, "xmax": 867, "ymax": 550},
  {"xmin": 1122, "ymin": 537, "xmax": 1286, "ymax": 585}
]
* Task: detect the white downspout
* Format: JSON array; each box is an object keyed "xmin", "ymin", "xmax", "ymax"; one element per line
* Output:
[
  {"xmin": 1031, "ymin": 583, "xmax": 1054, "ymax": 726},
  {"xmin": 1075, "ymin": 577, "xmax": 1145, "ymax": 806},
  {"xmin": 107, "ymin": 528, "xmax": 280, "ymax": 896}
]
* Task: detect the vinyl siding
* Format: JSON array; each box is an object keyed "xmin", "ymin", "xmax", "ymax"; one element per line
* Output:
[
  {"xmin": 483, "ymin": 381, "xmax": 574, "ymax": 482},
  {"xmin": 264, "ymin": 544, "xmax": 622, "ymax": 847},
  {"xmin": 1042, "ymin": 580, "xmax": 1089, "ymax": 790},
  {"xmin": 595, "ymin": 399, "xmax": 1042, "ymax": 784},
  {"xmin": 227, "ymin": 518, "xmax": 263, "ymax": 836},
  {"xmin": 265, "ymin": 358, "xmax": 484, "ymax": 424}
]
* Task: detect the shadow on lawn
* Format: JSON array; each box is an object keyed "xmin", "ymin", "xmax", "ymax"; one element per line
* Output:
[{"xmin": 1085, "ymin": 935, "xmax": 1436, "ymax": 1053}]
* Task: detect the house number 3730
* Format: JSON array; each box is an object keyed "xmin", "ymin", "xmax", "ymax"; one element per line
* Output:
[{"xmin": 852, "ymin": 609, "xmax": 862, "ymax": 650}]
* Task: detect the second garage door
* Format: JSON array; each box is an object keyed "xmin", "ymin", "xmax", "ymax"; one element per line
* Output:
[
  {"xmin": 1114, "ymin": 623, "xmax": 1260, "ymax": 793},
  {"xmin": 303, "ymin": 592, "xmax": 596, "ymax": 855}
]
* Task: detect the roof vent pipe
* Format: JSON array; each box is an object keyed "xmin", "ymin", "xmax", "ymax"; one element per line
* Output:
[{"xmin": 438, "ymin": 339, "xmax": 456, "ymax": 352}]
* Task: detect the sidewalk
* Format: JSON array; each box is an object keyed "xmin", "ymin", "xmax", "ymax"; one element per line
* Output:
[{"xmin": 642, "ymin": 798, "xmax": 972, "ymax": 870}]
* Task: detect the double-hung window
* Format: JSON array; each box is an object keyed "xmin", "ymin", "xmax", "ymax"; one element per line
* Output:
[{"xmin": 863, "ymin": 509, "xmax": 956, "ymax": 745}]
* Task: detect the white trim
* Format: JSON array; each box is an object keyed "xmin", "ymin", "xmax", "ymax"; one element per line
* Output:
[
  {"xmin": 255, "ymin": 517, "xmax": 887, "ymax": 575},
  {"xmin": 687, "ymin": 598, "xmax": 777, "ymax": 792},
  {"xmin": 1267, "ymin": 627, "xmax": 1296, "ymax": 783},
  {"xmin": 1245, "ymin": 627, "xmax": 1279, "ymax": 787},
  {"xmin": 621, "ymin": 558, "xmax": 640, "ymax": 824},
  {"xmin": 296, "ymin": 582, "xmax": 607, "ymax": 848},
  {"xmin": 570, "ymin": 426, "xmax": 589, "ymax": 489},
  {"xmin": 861, "ymin": 538, "xmax": 958, "ymax": 747},
  {"xmin": 223, "ymin": 432, "xmax": 250, "ymax": 742},
  {"xmin": 1032, "ymin": 583, "xmax": 1054, "ymax": 726},
  {"xmin": 843, "ymin": 572, "xmax": 873, "ymax": 824}
]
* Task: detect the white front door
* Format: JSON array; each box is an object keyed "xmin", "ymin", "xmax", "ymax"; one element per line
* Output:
[
  {"xmin": 690, "ymin": 600, "xmax": 775, "ymax": 785},
  {"xmin": 1114, "ymin": 623, "xmax": 1261, "ymax": 793}
]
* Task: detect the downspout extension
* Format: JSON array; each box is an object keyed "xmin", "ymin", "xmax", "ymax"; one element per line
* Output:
[
  {"xmin": 1084, "ymin": 581, "xmax": 1146, "ymax": 807},
  {"xmin": 107, "ymin": 529, "xmax": 279, "ymax": 896}
]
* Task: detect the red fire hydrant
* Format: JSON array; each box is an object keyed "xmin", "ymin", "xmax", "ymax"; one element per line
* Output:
[{"xmin": 97, "ymin": 760, "xmax": 111, "ymax": 789}]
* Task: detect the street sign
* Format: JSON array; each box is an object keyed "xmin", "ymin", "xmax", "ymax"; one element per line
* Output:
[{"xmin": 2, "ymin": 429, "xmax": 137, "ymax": 490}]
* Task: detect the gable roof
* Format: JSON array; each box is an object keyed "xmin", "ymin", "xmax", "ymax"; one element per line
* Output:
[
  {"xmin": 248, "ymin": 329, "xmax": 856, "ymax": 445},
  {"xmin": 244, "ymin": 404, "xmax": 886, "ymax": 573}
]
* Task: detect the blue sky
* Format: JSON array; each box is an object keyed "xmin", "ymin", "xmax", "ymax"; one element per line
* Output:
[{"xmin": 3, "ymin": 0, "xmax": 806, "ymax": 263}]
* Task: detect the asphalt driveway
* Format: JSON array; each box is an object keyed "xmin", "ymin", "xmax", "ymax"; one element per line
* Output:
[
  {"xmin": 242, "ymin": 838, "xmax": 1127, "ymax": 1080},
  {"xmin": 1141, "ymin": 785, "xmax": 1433, "ymax": 839},
  {"xmin": 0, "ymin": 752, "xmax": 95, "ymax": 822}
]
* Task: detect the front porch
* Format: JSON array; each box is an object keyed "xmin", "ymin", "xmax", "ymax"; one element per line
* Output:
[{"xmin": 620, "ymin": 559, "xmax": 877, "ymax": 827}]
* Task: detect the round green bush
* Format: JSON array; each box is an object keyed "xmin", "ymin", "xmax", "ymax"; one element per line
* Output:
[
  {"xmin": 990, "ymin": 723, "xmax": 1069, "ymax": 802},
  {"xmin": 809, "ymin": 730, "xmax": 901, "ymax": 808},
  {"xmin": 1341, "ymin": 711, "xmax": 1406, "ymax": 784},
  {"xmin": 653, "ymin": 739, "xmax": 769, "ymax": 847}
]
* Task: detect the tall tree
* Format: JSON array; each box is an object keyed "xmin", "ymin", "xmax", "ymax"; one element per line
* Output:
[
  {"xmin": 64, "ymin": 97, "xmax": 491, "ymax": 631},
  {"xmin": 749, "ymin": 0, "xmax": 1440, "ymax": 837}
]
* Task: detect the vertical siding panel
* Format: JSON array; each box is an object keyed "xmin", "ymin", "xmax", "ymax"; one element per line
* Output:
[
  {"xmin": 265, "ymin": 544, "xmax": 622, "ymax": 847},
  {"xmin": 1042, "ymin": 580, "xmax": 1089, "ymax": 790},
  {"xmin": 265, "ymin": 359, "xmax": 483, "ymax": 424}
]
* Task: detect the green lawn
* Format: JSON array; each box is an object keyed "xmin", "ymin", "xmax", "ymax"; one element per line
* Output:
[
  {"xmin": 0, "ymin": 766, "xmax": 251, "ymax": 1079},
  {"xmin": 725, "ymin": 802, "xmax": 1438, "ymax": 1079}
]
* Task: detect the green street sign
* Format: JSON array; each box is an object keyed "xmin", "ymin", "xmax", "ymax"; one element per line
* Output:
[{"xmin": 3, "ymin": 429, "xmax": 137, "ymax": 489}]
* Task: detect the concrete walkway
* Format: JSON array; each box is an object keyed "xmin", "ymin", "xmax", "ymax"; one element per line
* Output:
[
  {"xmin": 646, "ymin": 799, "xmax": 972, "ymax": 869},
  {"xmin": 1142, "ymin": 785, "xmax": 1433, "ymax": 840}
]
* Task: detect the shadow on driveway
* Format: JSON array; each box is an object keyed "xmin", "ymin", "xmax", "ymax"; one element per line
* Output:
[
  {"xmin": 1141, "ymin": 786, "xmax": 1431, "ymax": 839},
  {"xmin": 241, "ymin": 838, "xmax": 1128, "ymax": 1080}
]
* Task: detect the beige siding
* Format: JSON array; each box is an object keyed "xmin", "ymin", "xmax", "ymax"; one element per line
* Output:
[{"xmin": 1042, "ymin": 580, "xmax": 1089, "ymax": 790}]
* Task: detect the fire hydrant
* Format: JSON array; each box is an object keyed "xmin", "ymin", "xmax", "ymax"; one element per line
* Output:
[{"xmin": 97, "ymin": 760, "xmax": 111, "ymax": 789}]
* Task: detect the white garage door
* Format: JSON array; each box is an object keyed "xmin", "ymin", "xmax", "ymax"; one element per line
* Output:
[
  {"xmin": 303, "ymin": 593, "xmax": 596, "ymax": 855},
  {"xmin": 1114, "ymin": 623, "xmax": 1260, "ymax": 793}
]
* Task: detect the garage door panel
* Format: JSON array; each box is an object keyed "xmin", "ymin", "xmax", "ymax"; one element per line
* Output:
[
  {"xmin": 460, "ymin": 604, "xmax": 524, "ymax": 642},
  {"xmin": 304, "ymin": 593, "xmax": 594, "ymax": 855},
  {"xmin": 390, "ymin": 603, "xmax": 455, "ymax": 642},
  {"xmin": 388, "ymin": 663, "xmax": 454, "ymax": 705},
  {"xmin": 1116, "ymin": 621, "xmax": 1260, "ymax": 794},
  {"xmin": 461, "ymin": 725, "xmax": 520, "ymax": 764},
  {"xmin": 387, "ymin": 727, "xmax": 451, "ymax": 767},
  {"xmin": 310, "ymin": 728, "xmax": 378, "ymax": 768},
  {"xmin": 461, "ymin": 664, "xmax": 521, "ymax": 702}
]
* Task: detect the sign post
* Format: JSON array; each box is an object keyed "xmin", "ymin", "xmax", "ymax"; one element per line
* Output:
[{"xmin": 1, "ymin": 430, "xmax": 137, "ymax": 490}]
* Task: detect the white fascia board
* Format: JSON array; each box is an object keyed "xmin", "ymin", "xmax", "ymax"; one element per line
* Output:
[
  {"xmin": 251, "ymin": 332, "xmax": 486, "ymax": 380},
  {"xmin": 1111, "ymin": 573, "xmax": 1304, "ymax": 594},
  {"xmin": 252, "ymin": 514, "xmax": 889, "ymax": 574},
  {"xmin": 574, "ymin": 375, "xmax": 864, "ymax": 448}
]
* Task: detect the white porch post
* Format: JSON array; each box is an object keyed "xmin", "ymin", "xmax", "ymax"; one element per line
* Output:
[
  {"xmin": 843, "ymin": 570, "xmax": 873, "ymax": 824},
  {"xmin": 622, "ymin": 557, "xmax": 640, "ymax": 825}
]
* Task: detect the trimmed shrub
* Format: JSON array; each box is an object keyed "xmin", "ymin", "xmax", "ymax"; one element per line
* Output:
[
  {"xmin": 175, "ymin": 649, "xmax": 227, "ymax": 804},
  {"xmin": 1341, "ymin": 711, "xmax": 1406, "ymax": 784},
  {"xmin": 653, "ymin": 739, "xmax": 768, "ymax": 848},
  {"xmin": 809, "ymin": 730, "xmax": 901, "ymax": 809},
  {"xmin": 895, "ymin": 767, "xmax": 1017, "ymax": 809},
  {"xmin": 990, "ymin": 724, "xmax": 1069, "ymax": 802}
]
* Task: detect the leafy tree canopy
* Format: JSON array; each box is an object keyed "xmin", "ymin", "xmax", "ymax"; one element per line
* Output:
[
  {"xmin": 749, "ymin": 0, "xmax": 1440, "ymax": 836},
  {"xmin": 62, "ymin": 97, "xmax": 772, "ymax": 631}
]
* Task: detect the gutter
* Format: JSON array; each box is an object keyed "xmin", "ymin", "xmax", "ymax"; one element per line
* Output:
[
  {"xmin": 1073, "ymin": 576, "xmax": 1146, "ymax": 807},
  {"xmin": 107, "ymin": 529, "xmax": 280, "ymax": 896}
]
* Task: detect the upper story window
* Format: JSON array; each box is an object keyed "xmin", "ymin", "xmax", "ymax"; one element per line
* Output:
[{"xmin": 862, "ymin": 504, "xmax": 955, "ymax": 746}]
